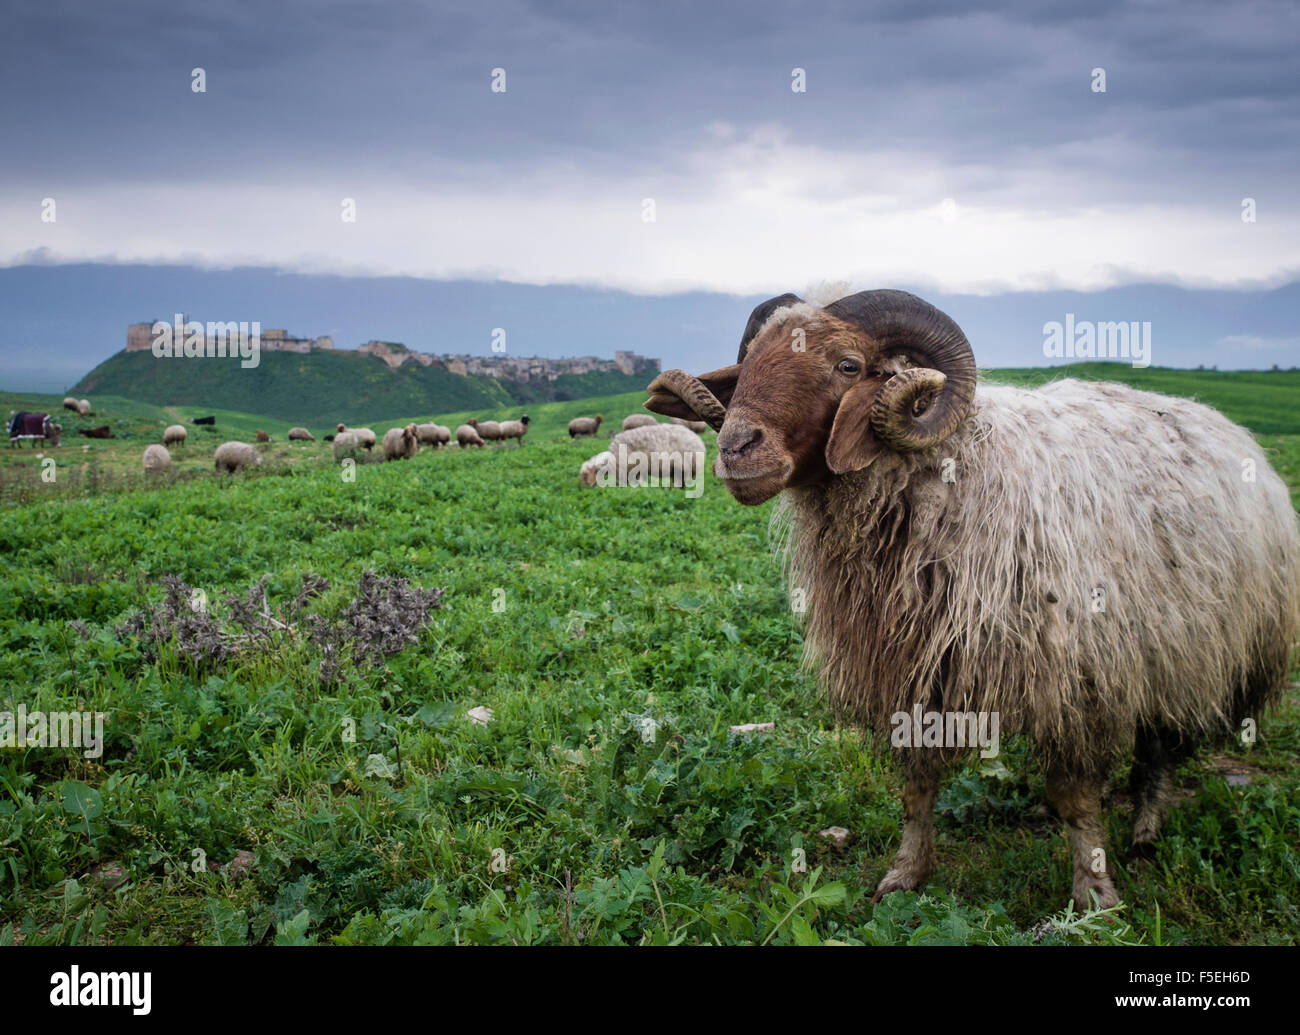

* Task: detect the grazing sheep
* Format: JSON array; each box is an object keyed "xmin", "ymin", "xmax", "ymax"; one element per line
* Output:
[
  {"xmin": 456, "ymin": 423, "xmax": 485, "ymax": 448},
  {"xmin": 193, "ymin": 415, "xmax": 215, "ymax": 425},
  {"xmin": 324, "ymin": 434, "xmax": 336, "ymax": 443},
  {"xmin": 78, "ymin": 426, "xmax": 112, "ymax": 439},
  {"xmin": 468, "ymin": 418, "xmax": 502, "ymax": 442},
  {"xmin": 498, "ymin": 415, "xmax": 530, "ymax": 445},
  {"xmin": 415, "ymin": 422, "xmax": 450, "ymax": 447},
  {"xmin": 255, "ymin": 429, "xmax": 270, "ymax": 443},
  {"xmin": 670, "ymin": 417, "xmax": 710, "ymax": 434},
  {"xmin": 336, "ymin": 423, "xmax": 376, "ymax": 449},
  {"xmin": 579, "ymin": 423, "xmax": 705, "ymax": 488},
  {"xmin": 646, "ymin": 288, "xmax": 1300, "ymax": 910},
  {"xmin": 622, "ymin": 413, "xmax": 658, "ymax": 431},
  {"xmin": 163, "ymin": 424, "xmax": 188, "ymax": 447},
  {"xmin": 213, "ymin": 440, "xmax": 262, "ymax": 474},
  {"xmin": 332, "ymin": 431, "xmax": 363, "ymax": 461},
  {"xmin": 62, "ymin": 397, "xmax": 80, "ymax": 412},
  {"xmin": 76, "ymin": 399, "xmax": 92, "ymax": 417},
  {"xmin": 287, "ymin": 427, "xmax": 315, "ymax": 441},
  {"xmin": 568, "ymin": 414, "xmax": 604, "ymax": 438},
  {"xmin": 382, "ymin": 423, "xmax": 419, "ymax": 460},
  {"xmin": 142, "ymin": 443, "xmax": 171, "ymax": 473}
]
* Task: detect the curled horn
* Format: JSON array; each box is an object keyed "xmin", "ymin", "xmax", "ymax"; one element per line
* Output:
[
  {"xmin": 823, "ymin": 289, "xmax": 976, "ymax": 452},
  {"xmin": 738, "ymin": 292, "xmax": 803, "ymax": 363},
  {"xmin": 647, "ymin": 369, "xmax": 728, "ymax": 431},
  {"xmin": 647, "ymin": 292, "xmax": 802, "ymax": 431}
]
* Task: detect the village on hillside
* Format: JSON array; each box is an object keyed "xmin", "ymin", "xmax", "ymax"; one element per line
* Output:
[{"xmin": 125, "ymin": 321, "xmax": 659, "ymax": 385}]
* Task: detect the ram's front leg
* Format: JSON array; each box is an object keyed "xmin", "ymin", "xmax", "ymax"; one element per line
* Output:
[
  {"xmin": 1045, "ymin": 769, "xmax": 1119, "ymax": 910},
  {"xmin": 872, "ymin": 756, "xmax": 940, "ymax": 902}
]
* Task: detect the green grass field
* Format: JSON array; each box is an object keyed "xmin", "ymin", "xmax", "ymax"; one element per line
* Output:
[{"xmin": 2, "ymin": 365, "xmax": 1298, "ymax": 945}]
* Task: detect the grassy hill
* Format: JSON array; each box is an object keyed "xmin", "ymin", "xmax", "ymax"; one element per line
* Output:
[
  {"xmin": 1, "ymin": 380, "xmax": 1297, "ymax": 945},
  {"xmin": 69, "ymin": 348, "xmax": 654, "ymax": 427}
]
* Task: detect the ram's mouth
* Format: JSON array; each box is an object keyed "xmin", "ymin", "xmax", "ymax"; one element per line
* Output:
[{"xmin": 714, "ymin": 458, "xmax": 790, "ymax": 505}]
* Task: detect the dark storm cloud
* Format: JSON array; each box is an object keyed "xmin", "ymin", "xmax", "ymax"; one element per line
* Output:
[{"xmin": 3, "ymin": 0, "xmax": 1295, "ymax": 198}]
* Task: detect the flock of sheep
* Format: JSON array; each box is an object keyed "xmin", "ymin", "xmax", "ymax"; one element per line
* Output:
[
  {"xmin": 53, "ymin": 285, "xmax": 1300, "ymax": 914},
  {"xmin": 132, "ymin": 406, "xmax": 717, "ymax": 487}
]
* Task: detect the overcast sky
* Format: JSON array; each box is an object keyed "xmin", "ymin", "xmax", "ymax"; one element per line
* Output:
[{"xmin": 2, "ymin": 0, "xmax": 1297, "ymax": 385}]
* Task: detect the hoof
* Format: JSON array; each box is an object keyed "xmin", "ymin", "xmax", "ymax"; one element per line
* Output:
[
  {"xmin": 1126, "ymin": 840, "xmax": 1157, "ymax": 864},
  {"xmin": 1071, "ymin": 878, "xmax": 1120, "ymax": 912},
  {"xmin": 871, "ymin": 868, "xmax": 925, "ymax": 904}
]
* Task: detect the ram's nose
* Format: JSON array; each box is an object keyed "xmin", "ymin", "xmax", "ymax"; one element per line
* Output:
[{"xmin": 718, "ymin": 417, "xmax": 763, "ymax": 459}]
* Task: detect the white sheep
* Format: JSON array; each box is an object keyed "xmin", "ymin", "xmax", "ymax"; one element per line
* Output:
[
  {"xmin": 333, "ymin": 431, "xmax": 363, "ymax": 462},
  {"xmin": 468, "ymin": 418, "xmax": 502, "ymax": 442},
  {"xmin": 416, "ymin": 423, "xmax": 450, "ymax": 447},
  {"xmin": 382, "ymin": 423, "xmax": 419, "ymax": 460},
  {"xmin": 213, "ymin": 440, "xmax": 262, "ymax": 473},
  {"xmin": 578, "ymin": 422, "xmax": 705, "ymax": 489},
  {"xmin": 498, "ymin": 415, "xmax": 530, "ymax": 445},
  {"xmin": 163, "ymin": 424, "xmax": 188, "ymax": 447},
  {"xmin": 288, "ymin": 427, "xmax": 315, "ymax": 441},
  {"xmin": 336, "ymin": 424, "xmax": 376, "ymax": 449},
  {"xmin": 142, "ymin": 444, "xmax": 171, "ymax": 472},
  {"xmin": 622, "ymin": 413, "xmax": 658, "ymax": 431},
  {"xmin": 647, "ymin": 287, "xmax": 1300, "ymax": 910},
  {"xmin": 456, "ymin": 423, "xmax": 485, "ymax": 448}
]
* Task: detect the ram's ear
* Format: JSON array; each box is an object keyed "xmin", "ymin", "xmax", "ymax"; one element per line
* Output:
[
  {"xmin": 646, "ymin": 364, "xmax": 741, "ymax": 419},
  {"xmin": 825, "ymin": 381, "xmax": 885, "ymax": 474}
]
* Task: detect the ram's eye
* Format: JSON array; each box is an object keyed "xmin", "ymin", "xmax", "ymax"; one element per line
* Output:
[{"xmin": 836, "ymin": 359, "xmax": 860, "ymax": 376}]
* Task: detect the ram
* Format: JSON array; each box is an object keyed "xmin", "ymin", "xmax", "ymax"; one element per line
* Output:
[{"xmin": 646, "ymin": 288, "xmax": 1300, "ymax": 909}]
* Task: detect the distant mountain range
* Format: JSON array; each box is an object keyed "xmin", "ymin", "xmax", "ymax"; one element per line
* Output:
[{"xmin": 71, "ymin": 347, "xmax": 656, "ymax": 425}]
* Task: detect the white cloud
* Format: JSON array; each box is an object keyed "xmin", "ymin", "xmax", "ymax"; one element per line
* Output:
[
  {"xmin": 1217, "ymin": 334, "xmax": 1300, "ymax": 352},
  {"xmin": 5, "ymin": 133, "xmax": 1297, "ymax": 296}
]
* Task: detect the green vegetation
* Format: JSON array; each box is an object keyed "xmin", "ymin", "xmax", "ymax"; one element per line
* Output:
[
  {"xmin": 986, "ymin": 362, "xmax": 1300, "ymax": 435},
  {"xmin": 69, "ymin": 349, "xmax": 653, "ymax": 426},
  {"xmin": 1, "ymin": 367, "xmax": 1297, "ymax": 945}
]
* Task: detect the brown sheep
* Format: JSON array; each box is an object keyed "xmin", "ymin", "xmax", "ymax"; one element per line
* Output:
[
  {"xmin": 646, "ymin": 288, "xmax": 1300, "ymax": 911},
  {"xmin": 256, "ymin": 430, "xmax": 270, "ymax": 443},
  {"xmin": 568, "ymin": 414, "xmax": 603, "ymax": 438}
]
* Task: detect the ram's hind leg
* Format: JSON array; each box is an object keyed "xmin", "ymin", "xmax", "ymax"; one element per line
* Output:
[
  {"xmin": 1128, "ymin": 724, "xmax": 1197, "ymax": 859},
  {"xmin": 872, "ymin": 755, "xmax": 940, "ymax": 903},
  {"xmin": 1045, "ymin": 769, "xmax": 1119, "ymax": 910}
]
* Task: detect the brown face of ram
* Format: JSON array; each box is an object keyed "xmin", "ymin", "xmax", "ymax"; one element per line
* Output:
[{"xmin": 651, "ymin": 313, "xmax": 889, "ymax": 506}]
